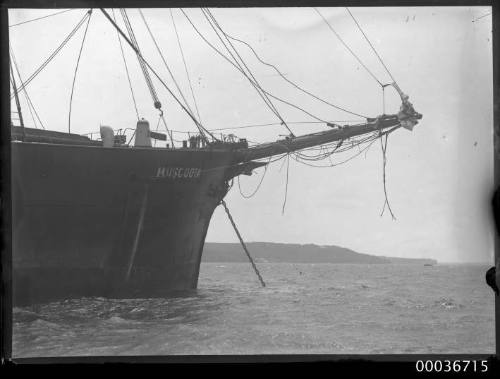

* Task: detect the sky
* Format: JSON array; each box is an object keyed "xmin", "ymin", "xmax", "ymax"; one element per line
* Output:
[{"xmin": 8, "ymin": 6, "xmax": 494, "ymax": 263}]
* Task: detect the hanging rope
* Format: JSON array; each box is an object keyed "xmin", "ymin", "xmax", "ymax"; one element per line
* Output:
[
  {"xmin": 204, "ymin": 9, "xmax": 296, "ymax": 137},
  {"xmin": 346, "ymin": 7, "xmax": 397, "ymax": 84},
  {"xmin": 221, "ymin": 23, "xmax": 369, "ymax": 119},
  {"xmin": 237, "ymin": 156, "xmax": 271, "ymax": 198},
  {"xmin": 282, "ymin": 154, "xmax": 290, "ymax": 215},
  {"xmin": 68, "ymin": 9, "xmax": 92, "ymax": 133},
  {"xmin": 379, "ymin": 132, "xmax": 396, "ymax": 220},
  {"xmin": 112, "ymin": 9, "xmax": 140, "ymax": 120},
  {"xmin": 221, "ymin": 200, "xmax": 266, "ymax": 287},
  {"xmin": 11, "ymin": 10, "xmax": 91, "ymax": 99},
  {"xmin": 181, "ymin": 9, "xmax": 329, "ymax": 127},
  {"xmin": 202, "ymin": 8, "xmax": 294, "ymax": 137}
]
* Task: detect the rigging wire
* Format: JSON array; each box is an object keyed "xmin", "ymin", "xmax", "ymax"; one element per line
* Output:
[
  {"xmin": 201, "ymin": 8, "xmax": 279, "ymax": 117},
  {"xmin": 9, "ymin": 74, "xmax": 25, "ymax": 130},
  {"xmin": 170, "ymin": 9, "xmax": 203, "ymax": 123},
  {"xmin": 120, "ymin": 9, "xmax": 177, "ymax": 146},
  {"xmin": 68, "ymin": 9, "xmax": 93, "ymax": 133},
  {"xmin": 208, "ymin": 120, "xmax": 363, "ymax": 131},
  {"xmin": 120, "ymin": 9, "xmax": 160, "ymax": 107},
  {"xmin": 137, "ymin": 9, "xmax": 199, "ymax": 146},
  {"xmin": 10, "ymin": 45, "xmax": 45, "ymax": 129},
  {"xmin": 100, "ymin": 8, "xmax": 219, "ymax": 142},
  {"xmin": 9, "ymin": 9, "xmax": 77, "ymax": 28},
  {"xmin": 112, "ymin": 9, "xmax": 140, "ymax": 120},
  {"xmin": 313, "ymin": 7, "xmax": 383, "ymax": 87},
  {"xmin": 344, "ymin": 7, "xmax": 402, "ymax": 218},
  {"xmin": 11, "ymin": 10, "xmax": 91, "ymax": 99},
  {"xmin": 138, "ymin": 9, "xmax": 199, "ymax": 128},
  {"xmin": 201, "ymin": 8, "xmax": 294, "ymax": 137},
  {"xmin": 12, "ymin": 68, "xmax": 37, "ymax": 128},
  {"xmin": 220, "ymin": 26, "xmax": 369, "ymax": 119},
  {"xmin": 346, "ymin": 7, "xmax": 397, "ymax": 84},
  {"xmin": 181, "ymin": 9, "xmax": 330, "ymax": 127}
]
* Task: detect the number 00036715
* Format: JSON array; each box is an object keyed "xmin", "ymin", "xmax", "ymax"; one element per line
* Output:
[{"xmin": 415, "ymin": 360, "xmax": 488, "ymax": 373}]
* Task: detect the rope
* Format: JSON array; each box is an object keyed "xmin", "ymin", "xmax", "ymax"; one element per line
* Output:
[
  {"xmin": 112, "ymin": 9, "xmax": 140, "ymax": 120},
  {"xmin": 282, "ymin": 154, "xmax": 290, "ymax": 214},
  {"xmin": 221, "ymin": 28, "xmax": 368, "ymax": 119},
  {"xmin": 153, "ymin": 114, "xmax": 161, "ymax": 147},
  {"xmin": 379, "ymin": 132, "xmax": 396, "ymax": 220},
  {"xmin": 221, "ymin": 200, "xmax": 266, "ymax": 287},
  {"xmin": 382, "ymin": 85, "xmax": 386, "ymax": 114},
  {"xmin": 9, "ymin": 62, "xmax": 25, "ymax": 130},
  {"xmin": 10, "ymin": 46, "xmax": 45, "ymax": 129},
  {"xmin": 202, "ymin": 8, "xmax": 294, "ymax": 136},
  {"xmin": 137, "ymin": 9, "xmax": 194, "ymax": 144},
  {"xmin": 181, "ymin": 9, "xmax": 330, "ymax": 127},
  {"xmin": 100, "ymin": 9, "xmax": 218, "ymax": 141},
  {"xmin": 314, "ymin": 7, "xmax": 383, "ymax": 87},
  {"xmin": 138, "ymin": 10, "xmax": 197, "ymax": 121},
  {"xmin": 237, "ymin": 156, "xmax": 271, "ymax": 198},
  {"xmin": 159, "ymin": 113, "xmax": 175, "ymax": 147},
  {"xmin": 68, "ymin": 10, "xmax": 92, "ymax": 133},
  {"xmin": 9, "ymin": 9, "xmax": 76, "ymax": 28},
  {"xmin": 201, "ymin": 9, "xmax": 277, "ymax": 117},
  {"xmin": 346, "ymin": 7, "xmax": 397, "ymax": 84},
  {"xmin": 170, "ymin": 9, "xmax": 203, "ymax": 123},
  {"xmin": 120, "ymin": 9, "xmax": 159, "ymax": 104},
  {"xmin": 11, "ymin": 10, "xmax": 91, "ymax": 99},
  {"xmin": 208, "ymin": 120, "xmax": 363, "ymax": 132},
  {"xmin": 20, "ymin": 82, "xmax": 37, "ymax": 128}
]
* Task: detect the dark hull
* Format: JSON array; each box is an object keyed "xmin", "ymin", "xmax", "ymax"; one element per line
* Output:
[
  {"xmin": 10, "ymin": 113, "xmax": 410, "ymax": 305},
  {"xmin": 12, "ymin": 141, "xmax": 244, "ymax": 305}
]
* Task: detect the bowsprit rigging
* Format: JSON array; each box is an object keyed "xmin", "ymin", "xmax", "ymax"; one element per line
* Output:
[
  {"xmin": 227, "ymin": 7, "xmax": 422, "ymax": 218},
  {"xmin": 9, "ymin": 7, "xmax": 423, "ymax": 303}
]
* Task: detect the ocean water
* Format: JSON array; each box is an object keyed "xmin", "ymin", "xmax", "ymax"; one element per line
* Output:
[{"xmin": 12, "ymin": 263, "xmax": 495, "ymax": 357}]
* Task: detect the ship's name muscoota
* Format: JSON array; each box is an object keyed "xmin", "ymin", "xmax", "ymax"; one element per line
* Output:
[{"xmin": 155, "ymin": 167, "xmax": 202, "ymax": 179}]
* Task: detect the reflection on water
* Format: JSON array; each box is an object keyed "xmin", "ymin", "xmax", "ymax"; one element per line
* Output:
[{"xmin": 13, "ymin": 263, "xmax": 495, "ymax": 356}]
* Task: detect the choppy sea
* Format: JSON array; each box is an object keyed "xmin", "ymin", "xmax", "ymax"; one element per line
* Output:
[{"xmin": 12, "ymin": 263, "xmax": 494, "ymax": 357}]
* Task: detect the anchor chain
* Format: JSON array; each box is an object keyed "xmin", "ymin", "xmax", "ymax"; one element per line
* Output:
[{"xmin": 221, "ymin": 200, "xmax": 266, "ymax": 287}]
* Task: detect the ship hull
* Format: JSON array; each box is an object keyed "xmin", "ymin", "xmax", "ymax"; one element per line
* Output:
[{"xmin": 11, "ymin": 141, "xmax": 240, "ymax": 305}]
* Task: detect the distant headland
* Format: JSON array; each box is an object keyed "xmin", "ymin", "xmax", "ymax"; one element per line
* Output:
[{"xmin": 202, "ymin": 242, "xmax": 437, "ymax": 265}]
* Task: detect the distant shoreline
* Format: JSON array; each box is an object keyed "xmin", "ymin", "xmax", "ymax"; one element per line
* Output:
[{"xmin": 202, "ymin": 242, "xmax": 438, "ymax": 265}]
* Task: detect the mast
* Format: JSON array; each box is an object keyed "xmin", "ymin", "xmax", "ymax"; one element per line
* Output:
[{"xmin": 9, "ymin": 55, "xmax": 25, "ymax": 141}]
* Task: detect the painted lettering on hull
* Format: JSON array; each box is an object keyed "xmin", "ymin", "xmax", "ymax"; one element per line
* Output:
[{"xmin": 155, "ymin": 167, "xmax": 202, "ymax": 179}]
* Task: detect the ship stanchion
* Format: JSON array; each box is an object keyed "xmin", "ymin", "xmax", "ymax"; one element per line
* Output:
[{"xmin": 221, "ymin": 200, "xmax": 266, "ymax": 287}]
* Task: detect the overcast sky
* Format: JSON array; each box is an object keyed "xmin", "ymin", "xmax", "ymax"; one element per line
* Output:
[{"xmin": 9, "ymin": 6, "xmax": 493, "ymax": 263}]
